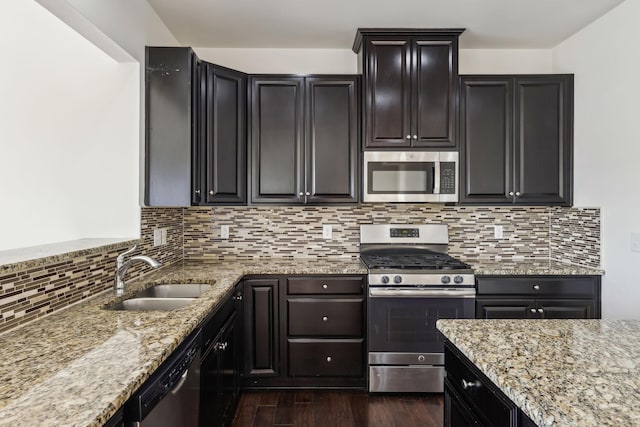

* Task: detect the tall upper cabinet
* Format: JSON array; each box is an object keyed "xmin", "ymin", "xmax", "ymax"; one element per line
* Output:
[
  {"xmin": 459, "ymin": 75, "xmax": 573, "ymax": 206},
  {"xmin": 353, "ymin": 29, "xmax": 464, "ymax": 150},
  {"xmin": 145, "ymin": 47, "xmax": 247, "ymax": 207}
]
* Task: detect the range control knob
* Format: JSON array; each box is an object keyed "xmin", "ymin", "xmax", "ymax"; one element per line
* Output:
[
  {"xmin": 441, "ymin": 276, "xmax": 451, "ymax": 284},
  {"xmin": 393, "ymin": 275, "xmax": 403, "ymax": 284},
  {"xmin": 454, "ymin": 276, "xmax": 464, "ymax": 284},
  {"xmin": 380, "ymin": 275, "xmax": 390, "ymax": 284}
]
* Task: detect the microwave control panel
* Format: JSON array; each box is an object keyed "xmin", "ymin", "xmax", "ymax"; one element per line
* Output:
[{"xmin": 440, "ymin": 162, "xmax": 456, "ymax": 194}]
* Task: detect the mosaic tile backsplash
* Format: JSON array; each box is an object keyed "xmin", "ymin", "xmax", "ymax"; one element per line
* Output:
[
  {"xmin": 0, "ymin": 208, "xmax": 184, "ymax": 334},
  {"xmin": 182, "ymin": 205, "xmax": 601, "ymax": 268},
  {"xmin": 0, "ymin": 204, "xmax": 599, "ymax": 334}
]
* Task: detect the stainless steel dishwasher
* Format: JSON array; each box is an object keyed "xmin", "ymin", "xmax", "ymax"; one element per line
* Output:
[{"xmin": 124, "ymin": 331, "xmax": 201, "ymax": 427}]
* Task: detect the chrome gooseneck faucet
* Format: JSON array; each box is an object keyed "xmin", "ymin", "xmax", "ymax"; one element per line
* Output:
[{"xmin": 114, "ymin": 245, "xmax": 161, "ymax": 296}]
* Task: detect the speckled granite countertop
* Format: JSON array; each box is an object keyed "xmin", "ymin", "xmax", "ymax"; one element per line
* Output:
[
  {"xmin": 0, "ymin": 258, "xmax": 366, "ymax": 427},
  {"xmin": 468, "ymin": 259, "xmax": 604, "ymax": 276},
  {"xmin": 437, "ymin": 319, "xmax": 640, "ymax": 427}
]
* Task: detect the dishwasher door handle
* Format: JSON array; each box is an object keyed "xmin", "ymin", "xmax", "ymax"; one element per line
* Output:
[{"xmin": 170, "ymin": 370, "xmax": 189, "ymax": 396}]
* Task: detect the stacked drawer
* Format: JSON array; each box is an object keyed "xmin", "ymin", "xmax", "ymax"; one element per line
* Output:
[{"xmin": 286, "ymin": 277, "xmax": 365, "ymax": 380}]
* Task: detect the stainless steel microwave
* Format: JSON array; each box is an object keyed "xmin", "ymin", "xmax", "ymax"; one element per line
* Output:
[{"xmin": 363, "ymin": 151, "xmax": 459, "ymax": 203}]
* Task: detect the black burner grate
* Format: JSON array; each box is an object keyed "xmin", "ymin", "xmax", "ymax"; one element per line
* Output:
[{"xmin": 360, "ymin": 252, "xmax": 470, "ymax": 270}]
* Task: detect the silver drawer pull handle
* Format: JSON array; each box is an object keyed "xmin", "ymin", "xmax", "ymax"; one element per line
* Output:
[
  {"xmin": 538, "ymin": 308, "xmax": 544, "ymax": 313},
  {"xmin": 322, "ymin": 284, "xmax": 328, "ymax": 289},
  {"xmin": 533, "ymin": 284, "xmax": 540, "ymax": 290},
  {"xmin": 326, "ymin": 356, "xmax": 332, "ymax": 362},
  {"xmin": 461, "ymin": 379, "xmax": 481, "ymax": 390},
  {"xmin": 406, "ymin": 135, "xmax": 411, "ymax": 139},
  {"xmin": 322, "ymin": 316, "xmax": 328, "ymax": 322},
  {"xmin": 530, "ymin": 308, "xmax": 537, "ymax": 313}
]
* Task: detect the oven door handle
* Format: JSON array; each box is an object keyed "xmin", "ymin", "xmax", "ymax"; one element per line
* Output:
[{"xmin": 369, "ymin": 288, "xmax": 476, "ymax": 298}]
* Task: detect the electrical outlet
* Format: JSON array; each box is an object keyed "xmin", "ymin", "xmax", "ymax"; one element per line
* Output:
[
  {"xmin": 160, "ymin": 228, "xmax": 167, "ymax": 245},
  {"xmin": 322, "ymin": 224, "xmax": 333, "ymax": 239},
  {"xmin": 493, "ymin": 225, "xmax": 504, "ymax": 239},
  {"xmin": 220, "ymin": 225, "xmax": 230, "ymax": 239},
  {"xmin": 632, "ymin": 232, "xmax": 640, "ymax": 253},
  {"xmin": 153, "ymin": 229, "xmax": 162, "ymax": 247}
]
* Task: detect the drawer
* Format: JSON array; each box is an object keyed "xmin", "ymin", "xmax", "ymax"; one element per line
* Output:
[
  {"xmin": 288, "ymin": 299, "xmax": 363, "ymax": 337},
  {"xmin": 445, "ymin": 345, "xmax": 516, "ymax": 426},
  {"xmin": 477, "ymin": 276, "xmax": 598, "ymax": 297},
  {"xmin": 288, "ymin": 339, "xmax": 363, "ymax": 377},
  {"xmin": 287, "ymin": 277, "xmax": 364, "ymax": 295}
]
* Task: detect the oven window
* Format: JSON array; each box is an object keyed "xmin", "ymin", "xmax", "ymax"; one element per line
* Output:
[
  {"xmin": 368, "ymin": 297, "xmax": 474, "ymax": 353},
  {"xmin": 368, "ymin": 162, "xmax": 434, "ymax": 194}
]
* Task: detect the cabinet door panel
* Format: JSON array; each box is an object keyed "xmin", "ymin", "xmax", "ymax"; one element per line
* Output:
[
  {"xmin": 459, "ymin": 77, "xmax": 513, "ymax": 204},
  {"xmin": 287, "ymin": 299, "xmax": 364, "ymax": 337},
  {"xmin": 288, "ymin": 339, "xmax": 364, "ymax": 377},
  {"xmin": 204, "ymin": 65, "xmax": 246, "ymax": 204},
  {"xmin": 364, "ymin": 39, "xmax": 411, "ymax": 148},
  {"xmin": 476, "ymin": 299, "xmax": 533, "ymax": 319},
  {"xmin": 250, "ymin": 77, "xmax": 304, "ymax": 203},
  {"xmin": 243, "ymin": 279, "xmax": 279, "ymax": 376},
  {"xmin": 537, "ymin": 299, "xmax": 595, "ymax": 319},
  {"xmin": 515, "ymin": 76, "xmax": 572, "ymax": 205},
  {"xmin": 305, "ymin": 77, "xmax": 359, "ymax": 203},
  {"xmin": 412, "ymin": 38, "xmax": 457, "ymax": 148}
]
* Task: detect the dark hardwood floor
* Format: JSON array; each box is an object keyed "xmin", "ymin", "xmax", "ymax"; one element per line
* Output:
[{"xmin": 232, "ymin": 390, "xmax": 443, "ymax": 427}]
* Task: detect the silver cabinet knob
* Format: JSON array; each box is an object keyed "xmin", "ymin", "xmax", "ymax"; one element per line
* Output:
[
  {"xmin": 509, "ymin": 191, "xmax": 514, "ymax": 196},
  {"xmin": 530, "ymin": 308, "xmax": 537, "ymax": 313},
  {"xmin": 306, "ymin": 191, "xmax": 310, "ymax": 196},
  {"xmin": 326, "ymin": 356, "xmax": 332, "ymax": 362},
  {"xmin": 533, "ymin": 284, "xmax": 540, "ymax": 290},
  {"xmin": 515, "ymin": 191, "xmax": 521, "ymax": 196},
  {"xmin": 299, "ymin": 192, "xmax": 303, "ymax": 196},
  {"xmin": 209, "ymin": 190, "xmax": 214, "ymax": 195},
  {"xmin": 538, "ymin": 308, "xmax": 544, "ymax": 313},
  {"xmin": 322, "ymin": 316, "xmax": 328, "ymax": 322},
  {"xmin": 461, "ymin": 379, "xmax": 481, "ymax": 390},
  {"xmin": 412, "ymin": 135, "xmax": 417, "ymax": 139},
  {"xmin": 195, "ymin": 190, "xmax": 200, "ymax": 194},
  {"xmin": 322, "ymin": 284, "xmax": 328, "ymax": 289},
  {"xmin": 406, "ymin": 135, "xmax": 411, "ymax": 139}
]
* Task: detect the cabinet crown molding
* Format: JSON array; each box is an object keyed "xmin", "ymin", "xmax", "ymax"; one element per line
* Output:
[{"xmin": 352, "ymin": 28, "xmax": 465, "ymax": 53}]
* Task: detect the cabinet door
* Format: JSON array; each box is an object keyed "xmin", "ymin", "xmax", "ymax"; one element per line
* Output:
[
  {"xmin": 459, "ymin": 77, "xmax": 513, "ymax": 204},
  {"xmin": 445, "ymin": 382, "xmax": 480, "ymax": 427},
  {"xmin": 514, "ymin": 75, "xmax": 573, "ymax": 205},
  {"xmin": 412, "ymin": 37, "xmax": 458, "ymax": 148},
  {"xmin": 476, "ymin": 298, "xmax": 533, "ymax": 319},
  {"xmin": 305, "ymin": 77, "xmax": 359, "ymax": 203},
  {"xmin": 203, "ymin": 65, "xmax": 247, "ymax": 204},
  {"xmin": 250, "ymin": 77, "xmax": 304, "ymax": 203},
  {"xmin": 243, "ymin": 279, "xmax": 279, "ymax": 377},
  {"xmin": 363, "ymin": 37, "xmax": 412, "ymax": 148},
  {"xmin": 536, "ymin": 299, "xmax": 595, "ymax": 319}
]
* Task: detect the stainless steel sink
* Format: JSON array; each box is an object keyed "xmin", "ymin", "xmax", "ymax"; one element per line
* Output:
[
  {"xmin": 108, "ymin": 297, "xmax": 197, "ymax": 311},
  {"xmin": 135, "ymin": 283, "xmax": 212, "ymax": 299}
]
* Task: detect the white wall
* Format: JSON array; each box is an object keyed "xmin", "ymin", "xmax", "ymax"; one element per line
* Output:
[
  {"xmin": 459, "ymin": 49, "xmax": 552, "ymax": 74},
  {"xmin": 552, "ymin": 0, "xmax": 640, "ymax": 319},
  {"xmin": 0, "ymin": 0, "xmax": 178, "ymax": 252}
]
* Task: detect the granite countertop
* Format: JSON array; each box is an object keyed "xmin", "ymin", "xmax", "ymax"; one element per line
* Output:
[
  {"xmin": 437, "ymin": 319, "xmax": 640, "ymax": 427},
  {"xmin": 467, "ymin": 258, "xmax": 604, "ymax": 276},
  {"xmin": 0, "ymin": 258, "xmax": 366, "ymax": 427}
]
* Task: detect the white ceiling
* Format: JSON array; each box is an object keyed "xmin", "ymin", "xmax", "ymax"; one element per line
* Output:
[{"xmin": 146, "ymin": 0, "xmax": 625, "ymax": 49}]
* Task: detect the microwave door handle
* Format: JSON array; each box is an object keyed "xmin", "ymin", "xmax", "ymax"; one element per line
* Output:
[{"xmin": 433, "ymin": 162, "xmax": 440, "ymax": 194}]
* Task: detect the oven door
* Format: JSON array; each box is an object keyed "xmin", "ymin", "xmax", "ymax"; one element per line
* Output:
[{"xmin": 368, "ymin": 288, "xmax": 475, "ymax": 354}]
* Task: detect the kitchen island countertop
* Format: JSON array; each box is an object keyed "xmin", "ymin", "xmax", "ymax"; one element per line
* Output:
[
  {"xmin": 437, "ymin": 318, "xmax": 640, "ymax": 427},
  {"xmin": 0, "ymin": 258, "xmax": 366, "ymax": 427}
]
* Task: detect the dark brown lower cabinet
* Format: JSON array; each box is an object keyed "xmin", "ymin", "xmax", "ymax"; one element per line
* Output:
[
  {"xmin": 241, "ymin": 275, "xmax": 366, "ymax": 388},
  {"xmin": 445, "ymin": 342, "xmax": 536, "ymax": 427},
  {"xmin": 476, "ymin": 276, "xmax": 601, "ymax": 319}
]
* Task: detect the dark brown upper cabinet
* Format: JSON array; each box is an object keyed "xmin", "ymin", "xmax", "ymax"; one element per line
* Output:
[
  {"xmin": 459, "ymin": 75, "xmax": 573, "ymax": 206},
  {"xmin": 353, "ymin": 29, "xmax": 464, "ymax": 150},
  {"xmin": 145, "ymin": 47, "xmax": 247, "ymax": 206},
  {"xmin": 250, "ymin": 75, "xmax": 359, "ymax": 204},
  {"xmin": 145, "ymin": 47, "xmax": 199, "ymax": 206},
  {"xmin": 199, "ymin": 64, "xmax": 247, "ymax": 205}
]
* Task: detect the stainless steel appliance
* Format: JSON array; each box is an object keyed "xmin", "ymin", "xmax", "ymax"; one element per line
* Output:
[
  {"xmin": 363, "ymin": 151, "xmax": 458, "ymax": 203},
  {"xmin": 124, "ymin": 331, "xmax": 201, "ymax": 427},
  {"xmin": 360, "ymin": 224, "xmax": 475, "ymax": 393}
]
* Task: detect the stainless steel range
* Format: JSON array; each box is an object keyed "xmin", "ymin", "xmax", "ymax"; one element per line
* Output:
[{"xmin": 360, "ymin": 224, "xmax": 476, "ymax": 393}]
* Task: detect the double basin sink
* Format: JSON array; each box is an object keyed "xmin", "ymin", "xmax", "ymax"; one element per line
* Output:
[{"xmin": 107, "ymin": 283, "xmax": 212, "ymax": 311}]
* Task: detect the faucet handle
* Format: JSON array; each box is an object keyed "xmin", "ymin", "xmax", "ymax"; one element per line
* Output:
[{"xmin": 116, "ymin": 245, "xmax": 137, "ymax": 267}]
